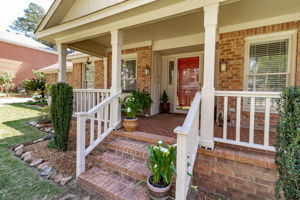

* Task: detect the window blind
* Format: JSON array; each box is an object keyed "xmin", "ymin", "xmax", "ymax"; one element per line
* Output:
[{"xmin": 248, "ymin": 39, "xmax": 289, "ymax": 92}]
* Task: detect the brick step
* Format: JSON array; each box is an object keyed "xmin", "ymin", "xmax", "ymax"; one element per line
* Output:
[
  {"xmin": 78, "ymin": 167, "xmax": 149, "ymax": 200},
  {"xmin": 105, "ymin": 137, "xmax": 148, "ymax": 163},
  {"xmin": 96, "ymin": 152, "xmax": 151, "ymax": 182},
  {"xmin": 112, "ymin": 129, "xmax": 176, "ymax": 145}
]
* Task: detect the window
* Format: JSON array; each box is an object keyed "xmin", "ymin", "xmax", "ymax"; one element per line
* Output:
[
  {"xmin": 168, "ymin": 60, "xmax": 174, "ymax": 85},
  {"xmin": 244, "ymin": 30, "xmax": 297, "ymax": 110},
  {"xmin": 83, "ymin": 63, "xmax": 95, "ymax": 89},
  {"xmin": 247, "ymin": 39, "xmax": 289, "ymax": 92},
  {"xmin": 121, "ymin": 59, "xmax": 136, "ymax": 93}
]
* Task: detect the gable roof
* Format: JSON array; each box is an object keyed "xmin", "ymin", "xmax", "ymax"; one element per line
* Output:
[{"xmin": 0, "ymin": 32, "xmax": 56, "ymax": 54}]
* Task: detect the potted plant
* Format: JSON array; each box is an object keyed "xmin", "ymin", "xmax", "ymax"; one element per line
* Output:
[
  {"xmin": 132, "ymin": 90, "xmax": 153, "ymax": 115},
  {"xmin": 160, "ymin": 90, "xmax": 170, "ymax": 113},
  {"xmin": 121, "ymin": 95, "xmax": 142, "ymax": 132},
  {"xmin": 146, "ymin": 141, "xmax": 176, "ymax": 200}
]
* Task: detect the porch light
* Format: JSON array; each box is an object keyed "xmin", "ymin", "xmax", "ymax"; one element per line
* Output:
[
  {"xmin": 220, "ymin": 60, "xmax": 227, "ymax": 72},
  {"xmin": 144, "ymin": 66, "xmax": 150, "ymax": 75}
]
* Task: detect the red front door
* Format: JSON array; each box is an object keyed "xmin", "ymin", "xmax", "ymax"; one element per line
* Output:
[{"xmin": 177, "ymin": 57, "xmax": 200, "ymax": 109}]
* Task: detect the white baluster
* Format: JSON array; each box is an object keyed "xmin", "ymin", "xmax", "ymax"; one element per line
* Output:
[
  {"xmin": 236, "ymin": 97, "xmax": 241, "ymax": 142},
  {"xmin": 223, "ymin": 96, "xmax": 228, "ymax": 140},
  {"xmin": 76, "ymin": 112, "xmax": 86, "ymax": 178},
  {"xmin": 249, "ymin": 97, "xmax": 255, "ymax": 144}
]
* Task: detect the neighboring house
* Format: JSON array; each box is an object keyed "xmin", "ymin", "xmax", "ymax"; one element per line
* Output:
[
  {"xmin": 0, "ymin": 32, "xmax": 57, "ymax": 90},
  {"xmin": 36, "ymin": 0, "xmax": 300, "ymax": 199}
]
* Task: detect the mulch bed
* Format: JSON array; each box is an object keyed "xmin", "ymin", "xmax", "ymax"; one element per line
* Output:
[{"xmin": 25, "ymin": 141, "xmax": 103, "ymax": 177}]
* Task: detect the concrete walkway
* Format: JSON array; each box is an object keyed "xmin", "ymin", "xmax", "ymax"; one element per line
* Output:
[{"xmin": 0, "ymin": 97, "xmax": 32, "ymax": 105}]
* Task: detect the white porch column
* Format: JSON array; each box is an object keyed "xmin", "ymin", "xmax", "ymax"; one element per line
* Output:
[
  {"xmin": 57, "ymin": 43, "xmax": 67, "ymax": 82},
  {"xmin": 110, "ymin": 30, "xmax": 123, "ymax": 127},
  {"xmin": 200, "ymin": 3, "xmax": 219, "ymax": 149}
]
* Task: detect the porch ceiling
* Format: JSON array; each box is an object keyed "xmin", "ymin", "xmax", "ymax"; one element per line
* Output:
[{"xmin": 53, "ymin": 0, "xmax": 299, "ymax": 56}]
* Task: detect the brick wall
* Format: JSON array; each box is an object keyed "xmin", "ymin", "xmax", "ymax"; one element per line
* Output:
[
  {"xmin": 44, "ymin": 63, "xmax": 82, "ymax": 88},
  {"xmin": 0, "ymin": 41, "xmax": 58, "ymax": 90},
  {"xmin": 217, "ymin": 21, "xmax": 300, "ymax": 131},
  {"xmin": 107, "ymin": 46, "xmax": 152, "ymax": 93},
  {"xmin": 194, "ymin": 148, "xmax": 278, "ymax": 200},
  {"xmin": 94, "ymin": 60, "xmax": 105, "ymax": 89}
]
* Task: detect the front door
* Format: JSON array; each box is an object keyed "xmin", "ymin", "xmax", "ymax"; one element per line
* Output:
[{"xmin": 176, "ymin": 57, "xmax": 200, "ymax": 111}]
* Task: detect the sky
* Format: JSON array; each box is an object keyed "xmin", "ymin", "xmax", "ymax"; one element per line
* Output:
[{"xmin": 0, "ymin": 0, "xmax": 54, "ymax": 32}]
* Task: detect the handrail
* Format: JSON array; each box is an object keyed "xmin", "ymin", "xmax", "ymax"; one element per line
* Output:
[
  {"xmin": 174, "ymin": 92, "xmax": 202, "ymax": 200},
  {"xmin": 215, "ymin": 90, "xmax": 281, "ymax": 98},
  {"xmin": 73, "ymin": 88, "xmax": 111, "ymax": 92},
  {"xmin": 75, "ymin": 91, "xmax": 121, "ymax": 177}
]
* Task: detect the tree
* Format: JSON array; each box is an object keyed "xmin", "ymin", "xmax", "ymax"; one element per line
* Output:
[
  {"xmin": 50, "ymin": 83, "xmax": 73, "ymax": 151},
  {"xmin": 10, "ymin": 3, "xmax": 45, "ymax": 37},
  {"xmin": 9, "ymin": 3, "xmax": 55, "ymax": 49},
  {"xmin": 0, "ymin": 71, "xmax": 15, "ymax": 93}
]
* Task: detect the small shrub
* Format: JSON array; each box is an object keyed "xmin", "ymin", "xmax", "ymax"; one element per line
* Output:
[
  {"xmin": 47, "ymin": 140, "xmax": 56, "ymax": 149},
  {"xmin": 0, "ymin": 70, "xmax": 15, "ymax": 93},
  {"xmin": 275, "ymin": 86, "xmax": 300, "ymax": 200},
  {"xmin": 132, "ymin": 90, "xmax": 153, "ymax": 113},
  {"xmin": 38, "ymin": 106, "xmax": 51, "ymax": 124},
  {"xmin": 23, "ymin": 70, "xmax": 48, "ymax": 104},
  {"xmin": 161, "ymin": 90, "xmax": 169, "ymax": 103},
  {"xmin": 50, "ymin": 82, "xmax": 73, "ymax": 151}
]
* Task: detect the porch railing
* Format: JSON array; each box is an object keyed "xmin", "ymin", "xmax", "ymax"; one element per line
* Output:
[
  {"xmin": 214, "ymin": 91, "xmax": 281, "ymax": 151},
  {"xmin": 75, "ymin": 91, "xmax": 121, "ymax": 177},
  {"xmin": 174, "ymin": 92, "xmax": 201, "ymax": 199},
  {"xmin": 73, "ymin": 89, "xmax": 111, "ymax": 113}
]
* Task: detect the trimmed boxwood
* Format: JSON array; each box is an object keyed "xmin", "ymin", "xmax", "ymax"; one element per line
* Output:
[
  {"xmin": 50, "ymin": 82, "xmax": 73, "ymax": 151},
  {"xmin": 275, "ymin": 86, "xmax": 300, "ymax": 200}
]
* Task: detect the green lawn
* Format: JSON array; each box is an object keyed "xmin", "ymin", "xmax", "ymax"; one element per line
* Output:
[{"xmin": 0, "ymin": 103, "xmax": 63, "ymax": 200}]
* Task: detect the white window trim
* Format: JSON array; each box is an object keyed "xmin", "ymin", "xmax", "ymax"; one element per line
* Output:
[
  {"xmin": 244, "ymin": 30, "xmax": 297, "ymax": 91},
  {"xmin": 243, "ymin": 30, "xmax": 297, "ymax": 112},
  {"xmin": 121, "ymin": 54, "xmax": 137, "ymax": 93}
]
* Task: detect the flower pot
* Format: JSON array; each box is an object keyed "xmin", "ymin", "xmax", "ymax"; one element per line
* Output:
[
  {"xmin": 147, "ymin": 175, "xmax": 171, "ymax": 200},
  {"xmin": 160, "ymin": 103, "xmax": 170, "ymax": 113},
  {"xmin": 123, "ymin": 118, "xmax": 138, "ymax": 132}
]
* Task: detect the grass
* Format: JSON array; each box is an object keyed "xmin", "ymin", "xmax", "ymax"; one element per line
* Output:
[{"xmin": 0, "ymin": 103, "xmax": 63, "ymax": 200}]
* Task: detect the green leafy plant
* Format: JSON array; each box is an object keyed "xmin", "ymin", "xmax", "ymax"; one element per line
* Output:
[
  {"xmin": 132, "ymin": 90, "xmax": 153, "ymax": 113},
  {"xmin": 161, "ymin": 90, "xmax": 169, "ymax": 103},
  {"xmin": 147, "ymin": 141, "xmax": 176, "ymax": 186},
  {"xmin": 50, "ymin": 82, "xmax": 73, "ymax": 151},
  {"xmin": 37, "ymin": 106, "xmax": 51, "ymax": 124},
  {"xmin": 0, "ymin": 70, "xmax": 15, "ymax": 93},
  {"xmin": 23, "ymin": 71, "xmax": 48, "ymax": 104},
  {"xmin": 121, "ymin": 95, "xmax": 142, "ymax": 119},
  {"xmin": 275, "ymin": 86, "xmax": 300, "ymax": 200}
]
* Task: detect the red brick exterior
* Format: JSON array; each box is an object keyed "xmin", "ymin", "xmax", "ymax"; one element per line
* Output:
[
  {"xmin": 194, "ymin": 148, "xmax": 278, "ymax": 200},
  {"xmin": 44, "ymin": 62, "xmax": 82, "ymax": 89},
  {"xmin": 218, "ymin": 21, "xmax": 300, "ymax": 91},
  {"xmin": 217, "ymin": 21, "xmax": 300, "ymax": 131},
  {"xmin": 107, "ymin": 46, "xmax": 152, "ymax": 93},
  {"xmin": 0, "ymin": 41, "xmax": 57, "ymax": 90},
  {"xmin": 94, "ymin": 60, "xmax": 105, "ymax": 89}
]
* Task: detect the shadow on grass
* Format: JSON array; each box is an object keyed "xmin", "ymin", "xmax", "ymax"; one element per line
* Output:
[{"xmin": 0, "ymin": 111, "xmax": 62, "ymax": 199}]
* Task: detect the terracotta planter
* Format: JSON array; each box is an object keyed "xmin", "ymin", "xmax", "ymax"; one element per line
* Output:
[
  {"xmin": 123, "ymin": 118, "xmax": 138, "ymax": 132},
  {"xmin": 147, "ymin": 175, "xmax": 171, "ymax": 200},
  {"xmin": 160, "ymin": 103, "xmax": 170, "ymax": 113}
]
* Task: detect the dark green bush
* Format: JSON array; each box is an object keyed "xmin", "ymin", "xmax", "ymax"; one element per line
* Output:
[
  {"xmin": 275, "ymin": 86, "xmax": 300, "ymax": 200},
  {"xmin": 161, "ymin": 90, "xmax": 169, "ymax": 103},
  {"xmin": 132, "ymin": 90, "xmax": 153, "ymax": 113},
  {"xmin": 23, "ymin": 71, "xmax": 47, "ymax": 99},
  {"xmin": 50, "ymin": 82, "xmax": 73, "ymax": 151}
]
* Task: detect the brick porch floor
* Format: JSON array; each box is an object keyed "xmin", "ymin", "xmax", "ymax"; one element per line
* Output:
[{"xmin": 129, "ymin": 113, "xmax": 276, "ymax": 147}]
